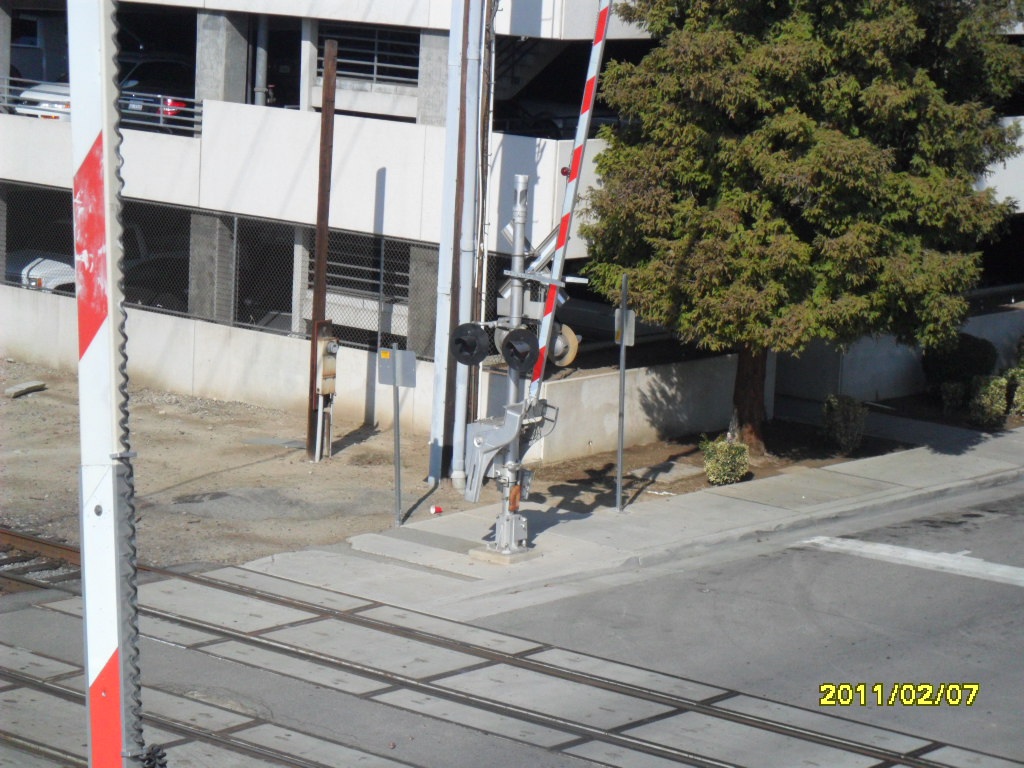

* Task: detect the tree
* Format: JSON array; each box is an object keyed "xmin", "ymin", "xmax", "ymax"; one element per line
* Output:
[{"xmin": 583, "ymin": 0, "xmax": 1024, "ymax": 453}]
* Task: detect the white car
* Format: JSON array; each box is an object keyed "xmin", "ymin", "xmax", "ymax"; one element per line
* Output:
[
  {"xmin": 12, "ymin": 78, "xmax": 71, "ymax": 119},
  {"xmin": 5, "ymin": 220, "xmax": 186, "ymax": 301}
]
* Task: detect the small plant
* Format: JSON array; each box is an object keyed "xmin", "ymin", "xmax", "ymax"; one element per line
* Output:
[
  {"xmin": 700, "ymin": 435, "xmax": 749, "ymax": 486},
  {"xmin": 921, "ymin": 333, "xmax": 997, "ymax": 387},
  {"xmin": 940, "ymin": 381, "xmax": 968, "ymax": 416},
  {"xmin": 822, "ymin": 394, "xmax": 868, "ymax": 455},
  {"xmin": 967, "ymin": 375, "xmax": 1008, "ymax": 430},
  {"xmin": 1011, "ymin": 382, "xmax": 1024, "ymax": 417}
]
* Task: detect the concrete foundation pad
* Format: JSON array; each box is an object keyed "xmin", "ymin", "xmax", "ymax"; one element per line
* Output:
[{"xmin": 469, "ymin": 545, "xmax": 543, "ymax": 565}]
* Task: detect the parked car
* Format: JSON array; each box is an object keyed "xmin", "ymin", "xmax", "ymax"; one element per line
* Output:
[
  {"xmin": 5, "ymin": 220, "xmax": 188, "ymax": 305},
  {"xmin": 12, "ymin": 53, "xmax": 194, "ymax": 131}
]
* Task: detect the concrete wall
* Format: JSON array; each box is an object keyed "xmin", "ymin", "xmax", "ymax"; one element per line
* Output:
[
  {"xmin": 777, "ymin": 305, "xmax": 1024, "ymax": 402},
  {"xmin": 0, "ymin": 285, "xmax": 438, "ymax": 433},
  {"xmin": 1, "ymin": 285, "xmax": 748, "ymax": 462}
]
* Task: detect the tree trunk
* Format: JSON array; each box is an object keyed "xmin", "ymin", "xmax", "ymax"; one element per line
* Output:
[{"xmin": 732, "ymin": 345, "xmax": 767, "ymax": 456}]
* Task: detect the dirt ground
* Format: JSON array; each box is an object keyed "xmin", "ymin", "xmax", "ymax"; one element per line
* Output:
[{"xmin": 1, "ymin": 356, "xmax": 901, "ymax": 569}]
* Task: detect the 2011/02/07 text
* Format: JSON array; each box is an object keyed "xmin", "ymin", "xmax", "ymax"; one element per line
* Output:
[{"xmin": 819, "ymin": 683, "xmax": 979, "ymax": 706}]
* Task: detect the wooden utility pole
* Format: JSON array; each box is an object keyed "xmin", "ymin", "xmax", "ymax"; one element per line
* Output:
[{"xmin": 307, "ymin": 39, "xmax": 337, "ymax": 458}]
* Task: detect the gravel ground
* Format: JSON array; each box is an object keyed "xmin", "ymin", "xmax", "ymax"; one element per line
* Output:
[{"xmin": 0, "ymin": 356, "xmax": 883, "ymax": 568}]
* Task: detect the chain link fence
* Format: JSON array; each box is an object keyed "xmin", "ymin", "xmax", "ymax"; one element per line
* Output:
[{"xmin": 1, "ymin": 180, "xmax": 437, "ymax": 358}]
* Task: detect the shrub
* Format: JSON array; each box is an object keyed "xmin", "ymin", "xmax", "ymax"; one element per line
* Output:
[
  {"xmin": 940, "ymin": 381, "xmax": 968, "ymax": 416},
  {"xmin": 1012, "ymin": 382, "xmax": 1024, "ymax": 417},
  {"xmin": 921, "ymin": 333, "xmax": 998, "ymax": 386},
  {"xmin": 701, "ymin": 435, "xmax": 749, "ymax": 486},
  {"xmin": 822, "ymin": 394, "xmax": 868, "ymax": 455},
  {"xmin": 967, "ymin": 376, "xmax": 1008, "ymax": 430}
]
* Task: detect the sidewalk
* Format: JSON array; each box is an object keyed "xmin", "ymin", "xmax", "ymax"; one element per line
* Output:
[{"xmin": 241, "ymin": 410, "xmax": 1024, "ymax": 620}]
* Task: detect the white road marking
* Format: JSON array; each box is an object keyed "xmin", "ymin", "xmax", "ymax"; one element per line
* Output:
[{"xmin": 803, "ymin": 536, "xmax": 1024, "ymax": 587}]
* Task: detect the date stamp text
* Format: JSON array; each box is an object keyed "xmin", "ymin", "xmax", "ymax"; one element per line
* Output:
[{"xmin": 819, "ymin": 683, "xmax": 979, "ymax": 707}]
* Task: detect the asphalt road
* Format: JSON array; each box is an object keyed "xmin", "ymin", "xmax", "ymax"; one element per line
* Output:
[{"xmin": 478, "ymin": 480, "xmax": 1024, "ymax": 760}]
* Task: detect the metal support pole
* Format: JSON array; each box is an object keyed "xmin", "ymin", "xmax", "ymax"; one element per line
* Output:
[
  {"xmin": 616, "ymin": 273, "xmax": 628, "ymax": 513},
  {"xmin": 393, "ymin": 344, "xmax": 403, "ymax": 526},
  {"xmin": 306, "ymin": 39, "xmax": 337, "ymax": 459},
  {"xmin": 493, "ymin": 175, "xmax": 530, "ymax": 553},
  {"xmin": 254, "ymin": 15, "xmax": 269, "ymax": 106},
  {"xmin": 451, "ymin": 0, "xmax": 485, "ymax": 491}
]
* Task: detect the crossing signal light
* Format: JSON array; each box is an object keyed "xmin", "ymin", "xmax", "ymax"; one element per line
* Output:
[
  {"xmin": 451, "ymin": 323, "xmax": 489, "ymax": 366},
  {"xmin": 501, "ymin": 328, "xmax": 540, "ymax": 372}
]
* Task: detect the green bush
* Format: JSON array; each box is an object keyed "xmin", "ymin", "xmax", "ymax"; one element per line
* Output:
[
  {"xmin": 967, "ymin": 376, "xmax": 1008, "ymax": 429},
  {"xmin": 701, "ymin": 435, "xmax": 749, "ymax": 486},
  {"xmin": 1011, "ymin": 382, "xmax": 1024, "ymax": 417},
  {"xmin": 940, "ymin": 381, "xmax": 968, "ymax": 416},
  {"xmin": 921, "ymin": 333, "xmax": 998, "ymax": 386},
  {"xmin": 822, "ymin": 394, "xmax": 868, "ymax": 455}
]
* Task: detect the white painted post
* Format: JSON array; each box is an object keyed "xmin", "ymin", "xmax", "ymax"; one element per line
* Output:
[{"xmin": 68, "ymin": 2, "xmax": 148, "ymax": 765}]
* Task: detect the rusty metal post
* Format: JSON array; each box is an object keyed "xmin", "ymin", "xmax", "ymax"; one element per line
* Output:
[{"xmin": 307, "ymin": 39, "xmax": 337, "ymax": 458}]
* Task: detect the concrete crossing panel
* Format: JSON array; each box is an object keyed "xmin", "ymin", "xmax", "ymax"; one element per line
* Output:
[
  {"xmin": 202, "ymin": 640, "xmax": 390, "ymax": 695},
  {"xmin": 373, "ymin": 688, "xmax": 576, "ymax": 748},
  {"xmin": 434, "ymin": 663, "xmax": 673, "ymax": 730},
  {"xmin": 527, "ymin": 648, "xmax": 726, "ymax": 701},
  {"xmin": 356, "ymin": 605, "xmax": 542, "ymax": 655},
  {"xmin": 262, "ymin": 619, "xmax": 483, "ymax": 679},
  {"xmin": 624, "ymin": 712, "xmax": 880, "ymax": 768},
  {"xmin": 139, "ymin": 578, "xmax": 318, "ymax": 632},
  {"xmin": 233, "ymin": 723, "xmax": 405, "ymax": 767}
]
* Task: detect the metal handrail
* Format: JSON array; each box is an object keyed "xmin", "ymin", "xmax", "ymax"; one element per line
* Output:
[{"xmin": 1, "ymin": 76, "xmax": 202, "ymax": 136}]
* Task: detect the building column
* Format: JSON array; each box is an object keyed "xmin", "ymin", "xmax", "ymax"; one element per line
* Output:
[
  {"xmin": 0, "ymin": 0, "xmax": 12, "ymax": 84},
  {"xmin": 188, "ymin": 214, "xmax": 237, "ymax": 323},
  {"xmin": 188, "ymin": 12, "xmax": 246, "ymax": 322},
  {"xmin": 0, "ymin": 184, "xmax": 8, "ymax": 279},
  {"xmin": 416, "ymin": 31, "xmax": 448, "ymax": 126},
  {"xmin": 195, "ymin": 10, "xmax": 248, "ymax": 103},
  {"xmin": 291, "ymin": 227, "xmax": 311, "ymax": 335},
  {"xmin": 407, "ymin": 243, "xmax": 439, "ymax": 358}
]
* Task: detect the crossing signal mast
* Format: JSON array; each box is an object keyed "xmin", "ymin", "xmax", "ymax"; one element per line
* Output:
[
  {"xmin": 69, "ymin": 1, "xmax": 165, "ymax": 765},
  {"xmin": 451, "ymin": 0, "xmax": 614, "ymax": 555}
]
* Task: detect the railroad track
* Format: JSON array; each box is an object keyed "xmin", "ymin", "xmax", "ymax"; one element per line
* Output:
[
  {"xmin": 0, "ymin": 528, "xmax": 82, "ymax": 594},
  {"xmin": 1, "ymin": 527, "xmax": 1017, "ymax": 768}
]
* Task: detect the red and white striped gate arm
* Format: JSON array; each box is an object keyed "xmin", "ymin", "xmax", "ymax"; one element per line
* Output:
[
  {"xmin": 529, "ymin": 0, "xmax": 613, "ymax": 398},
  {"xmin": 68, "ymin": 1, "xmax": 139, "ymax": 766}
]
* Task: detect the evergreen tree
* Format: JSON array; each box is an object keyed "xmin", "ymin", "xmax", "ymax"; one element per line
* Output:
[{"xmin": 584, "ymin": 0, "xmax": 1024, "ymax": 452}]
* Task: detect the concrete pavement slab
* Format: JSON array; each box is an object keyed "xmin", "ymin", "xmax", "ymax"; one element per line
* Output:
[
  {"xmin": 144, "ymin": 687, "xmax": 255, "ymax": 731},
  {"xmin": 261, "ymin": 618, "xmax": 483, "ymax": 679},
  {"xmin": 139, "ymin": 578, "xmax": 319, "ymax": 632},
  {"xmin": 716, "ymin": 696, "xmax": 929, "ymax": 752},
  {"xmin": 0, "ymin": 745, "xmax": 65, "ymax": 768},
  {"xmin": 372, "ymin": 688, "xmax": 577, "ymax": 748},
  {"xmin": 433, "ymin": 663, "xmax": 673, "ymax": 730},
  {"xmin": 232, "ymin": 723, "xmax": 406, "ymax": 767},
  {"xmin": 202, "ymin": 566, "xmax": 373, "ymax": 612},
  {"xmin": 526, "ymin": 648, "xmax": 726, "ymax": 701},
  {"xmin": 0, "ymin": 688, "xmax": 87, "ymax": 757},
  {"xmin": 704, "ymin": 468, "xmax": 895, "ymax": 509},
  {"xmin": 356, "ymin": 605, "xmax": 542, "ymax": 654},
  {"xmin": 202, "ymin": 640, "xmax": 390, "ymax": 695},
  {"xmin": 623, "ymin": 711, "xmax": 879, "ymax": 768},
  {"xmin": 0, "ymin": 643, "xmax": 78, "ymax": 681},
  {"xmin": 821, "ymin": 447, "xmax": 1018, "ymax": 487},
  {"xmin": 565, "ymin": 741, "xmax": 702, "ymax": 768},
  {"xmin": 924, "ymin": 747, "xmax": 1024, "ymax": 768},
  {"xmin": 163, "ymin": 740, "xmax": 285, "ymax": 768}
]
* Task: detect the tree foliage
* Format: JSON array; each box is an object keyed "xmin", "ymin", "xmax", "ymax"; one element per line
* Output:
[{"xmin": 584, "ymin": 0, "xmax": 1024, "ymax": 358}]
